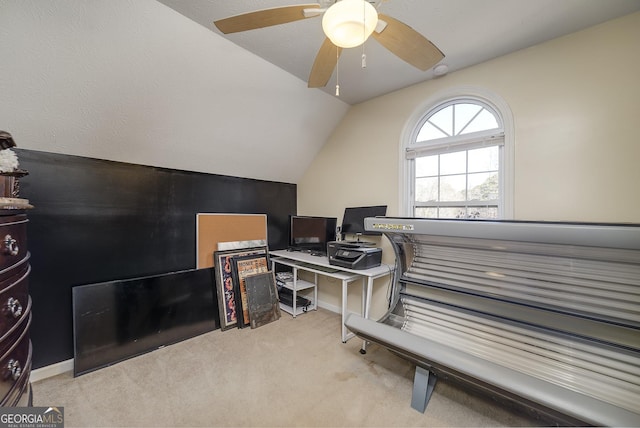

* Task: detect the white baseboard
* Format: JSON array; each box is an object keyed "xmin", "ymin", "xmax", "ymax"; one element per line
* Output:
[
  {"xmin": 316, "ymin": 300, "xmax": 341, "ymax": 314},
  {"xmin": 30, "ymin": 359, "xmax": 74, "ymax": 383}
]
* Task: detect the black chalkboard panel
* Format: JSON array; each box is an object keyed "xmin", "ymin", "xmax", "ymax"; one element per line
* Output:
[
  {"xmin": 15, "ymin": 149, "xmax": 296, "ymax": 369},
  {"xmin": 72, "ymin": 267, "xmax": 218, "ymax": 376}
]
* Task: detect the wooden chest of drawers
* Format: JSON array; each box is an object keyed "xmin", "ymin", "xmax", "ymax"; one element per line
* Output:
[{"xmin": 0, "ymin": 212, "xmax": 31, "ymax": 406}]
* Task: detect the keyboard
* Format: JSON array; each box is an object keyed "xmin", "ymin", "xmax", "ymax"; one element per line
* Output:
[{"xmin": 297, "ymin": 262, "xmax": 340, "ymax": 273}]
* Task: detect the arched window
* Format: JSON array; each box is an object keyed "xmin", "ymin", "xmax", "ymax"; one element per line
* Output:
[{"xmin": 402, "ymin": 90, "xmax": 513, "ymax": 219}]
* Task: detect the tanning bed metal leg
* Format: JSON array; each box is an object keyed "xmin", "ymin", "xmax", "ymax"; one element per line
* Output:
[{"xmin": 411, "ymin": 366, "xmax": 437, "ymax": 413}]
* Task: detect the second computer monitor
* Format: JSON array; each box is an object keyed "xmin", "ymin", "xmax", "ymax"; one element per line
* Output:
[{"xmin": 341, "ymin": 205, "xmax": 387, "ymax": 239}]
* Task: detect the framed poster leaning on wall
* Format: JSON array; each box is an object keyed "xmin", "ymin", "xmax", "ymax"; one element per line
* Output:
[
  {"xmin": 231, "ymin": 252, "xmax": 271, "ymax": 328},
  {"xmin": 245, "ymin": 272, "xmax": 281, "ymax": 329},
  {"xmin": 213, "ymin": 246, "xmax": 267, "ymax": 331}
]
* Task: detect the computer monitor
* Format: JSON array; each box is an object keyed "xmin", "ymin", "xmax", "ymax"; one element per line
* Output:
[
  {"xmin": 288, "ymin": 215, "xmax": 337, "ymax": 255},
  {"xmin": 341, "ymin": 205, "xmax": 387, "ymax": 238}
]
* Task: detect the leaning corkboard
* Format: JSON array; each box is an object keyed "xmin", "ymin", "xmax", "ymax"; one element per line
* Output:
[{"xmin": 196, "ymin": 213, "xmax": 268, "ymax": 268}]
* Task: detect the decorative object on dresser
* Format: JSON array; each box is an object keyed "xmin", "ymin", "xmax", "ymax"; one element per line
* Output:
[
  {"xmin": 0, "ymin": 131, "xmax": 33, "ymax": 406},
  {"xmin": 0, "ymin": 132, "xmax": 32, "ymax": 209}
]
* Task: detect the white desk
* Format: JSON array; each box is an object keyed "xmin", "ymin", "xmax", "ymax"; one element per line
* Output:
[{"xmin": 271, "ymin": 249, "xmax": 394, "ymax": 348}]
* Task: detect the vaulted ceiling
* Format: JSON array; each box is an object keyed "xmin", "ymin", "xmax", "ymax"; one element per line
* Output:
[{"xmin": 157, "ymin": 0, "xmax": 640, "ymax": 105}]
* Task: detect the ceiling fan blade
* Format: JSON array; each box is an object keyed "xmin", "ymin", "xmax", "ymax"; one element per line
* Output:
[
  {"xmin": 372, "ymin": 14, "xmax": 444, "ymax": 71},
  {"xmin": 214, "ymin": 4, "xmax": 322, "ymax": 34},
  {"xmin": 308, "ymin": 38, "xmax": 342, "ymax": 88}
]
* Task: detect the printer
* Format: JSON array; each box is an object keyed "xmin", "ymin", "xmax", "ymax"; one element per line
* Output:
[{"xmin": 327, "ymin": 241, "xmax": 382, "ymax": 270}]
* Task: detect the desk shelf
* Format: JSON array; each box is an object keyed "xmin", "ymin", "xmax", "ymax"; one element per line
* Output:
[
  {"xmin": 278, "ymin": 277, "xmax": 316, "ymax": 316},
  {"xmin": 279, "ymin": 277, "xmax": 315, "ymax": 292},
  {"xmin": 279, "ymin": 301, "xmax": 310, "ymax": 317},
  {"xmin": 273, "ymin": 261, "xmax": 319, "ymax": 317}
]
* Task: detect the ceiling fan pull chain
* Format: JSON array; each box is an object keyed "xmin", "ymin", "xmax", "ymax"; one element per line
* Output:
[
  {"xmin": 335, "ymin": 46, "xmax": 340, "ymax": 96},
  {"xmin": 362, "ymin": 0, "xmax": 367, "ymax": 68}
]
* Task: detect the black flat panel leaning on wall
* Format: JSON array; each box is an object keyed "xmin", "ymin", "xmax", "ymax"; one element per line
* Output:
[
  {"xmin": 15, "ymin": 149, "xmax": 296, "ymax": 369},
  {"xmin": 73, "ymin": 267, "xmax": 218, "ymax": 376}
]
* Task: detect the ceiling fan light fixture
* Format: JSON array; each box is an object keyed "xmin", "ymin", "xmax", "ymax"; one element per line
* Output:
[{"xmin": 322, "ymin": 0, "xmax": 378, "ymax": 48}]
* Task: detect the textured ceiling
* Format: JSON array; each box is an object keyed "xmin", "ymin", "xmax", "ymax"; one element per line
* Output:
[{"xmin": 156, "ymin": 0, "xmax": 640, "ymax": 105}]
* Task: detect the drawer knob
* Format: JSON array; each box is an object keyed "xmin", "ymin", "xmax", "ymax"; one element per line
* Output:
[
  {"xmin": 4, "ymin": 359, "xmax": 21, "ymax": 381},
  {"xmin": 4, "ymin": 297, "xmax": 22, "ymax": 318},
  {"xmin": 3, "ymin": 235, "xmax": 19, "ymax": 256}
]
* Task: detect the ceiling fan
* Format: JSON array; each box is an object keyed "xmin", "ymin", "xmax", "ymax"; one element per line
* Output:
[{"xmin": 213, "ymin": 0, "xmax": 444, "ymax": 89}]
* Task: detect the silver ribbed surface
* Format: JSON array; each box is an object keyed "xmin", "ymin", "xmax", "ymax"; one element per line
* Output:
[
  {"xmin": 402, "ymin": 297, "xmax": 640, "ymax": 413},
  {"xmin": 405, "ymin": 243, "xmax": 640, "ymax": 325}
]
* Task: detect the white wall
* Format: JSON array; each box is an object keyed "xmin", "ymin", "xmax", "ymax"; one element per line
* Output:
[
  {"xmin": 299, "ymin": 12, "xmax": 640, "ymax": 317},
  {"xmin": 0, "ymin": 0, "xmax": 349, "ymax": 183}
]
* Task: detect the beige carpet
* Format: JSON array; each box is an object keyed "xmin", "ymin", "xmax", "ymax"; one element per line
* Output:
[{"xmin": 33, "ymin": 308, "xmax": 546, "ymax": 427}]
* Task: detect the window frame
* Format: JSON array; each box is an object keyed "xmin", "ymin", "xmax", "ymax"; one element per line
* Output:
[{"xmin": 399, "ymin": 87, "xmax": 514, "ymax": 219}]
